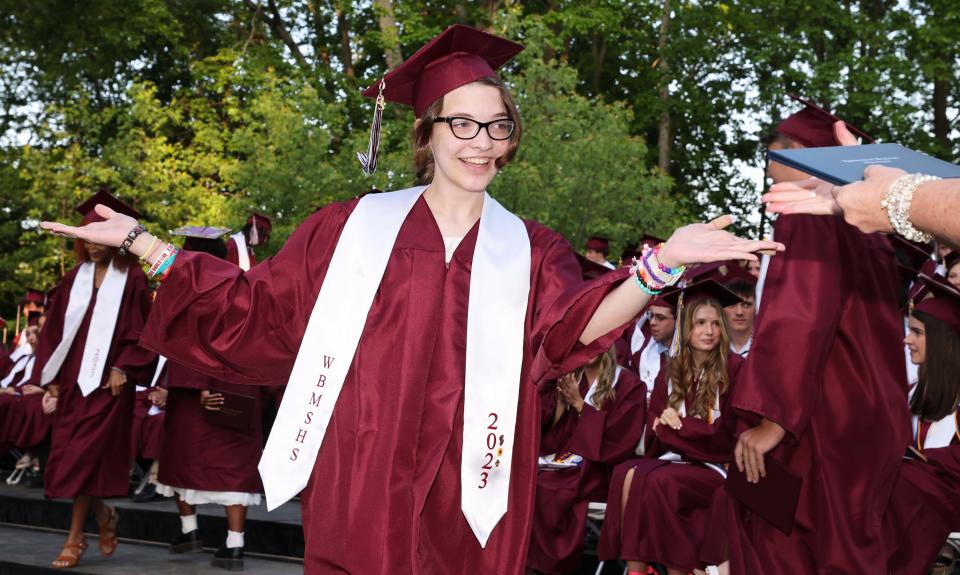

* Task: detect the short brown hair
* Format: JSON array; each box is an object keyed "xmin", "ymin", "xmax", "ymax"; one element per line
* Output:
[{"xmin": 413, "ymin": 77, "xmax": 522, "ymax": 185}]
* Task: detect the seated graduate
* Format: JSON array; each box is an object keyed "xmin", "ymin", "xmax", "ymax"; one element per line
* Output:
[
  {"xmin": 154, "ymin": 228, "xmax": 270, "ymax": 571},
  {"xmin": 526, "ymin": 344, "xmax": 647, "ymax": 574},
  {"xmin": 598, "ymin": 280, "xmax": 745, "ymax": 575},
  {"xmin": 129, "ymin": 348, "xmax": 168, "ymax": 502},
  {"xmin": 883, "ymin": 274, "xmax": 960, "ymax": 574},
  {"xmin": 0, "ymin": 324, "xmax": 49, "ymax": 478},
  {"xmin": 721, "ymin": 266, "xmax": 757, "ymax": 358}
]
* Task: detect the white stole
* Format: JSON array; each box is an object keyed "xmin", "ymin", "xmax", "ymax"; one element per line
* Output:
[
  {"xmin": 1, "ymin": 354, "xmax": 33, "ymax": 388},
  {"xmin": 638, "ymin": 338, "xmax": 665, "ymax": 397},
  {"xmin": 41, "ymin": 262, "xmax": 127, "ymax": 396},
  {"xmin": 231, "ymin": 232, "xmax": 251, "ymax": 271},
  {"xmin": 149, "ymin": 356, "xmax": 168, "ymax": 388},
  {"xmin": 258, "ymin": 187, "xmax": 531, "ymax": 548},
  {"xmin": 668, "ymin": 374, "xmax": 721, "ymax": 422}
]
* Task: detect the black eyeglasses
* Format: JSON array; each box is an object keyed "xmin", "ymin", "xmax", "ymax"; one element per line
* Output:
[{"xmin": 434, "ymin": 117, "xmax": 516, "ymax": 141}]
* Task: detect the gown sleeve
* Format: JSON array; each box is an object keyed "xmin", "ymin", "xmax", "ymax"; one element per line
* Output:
[
  {"xmin": 140, "ymin": 202, "xmax": 355, "ymax": 386},
  {"xmin": 563, "ymin": 370, "xmax": 647, "ymax": 464},
  {"xmin": 730, "ymin": 215, "xmax": 843, "ymax": 442},
  {"xmin": 111, "ymin": 268, "xmax": 158, "ymax": 385},
  {"xmin": 528, "ymin": 227, "xmax": 637, "ymax": 386}
]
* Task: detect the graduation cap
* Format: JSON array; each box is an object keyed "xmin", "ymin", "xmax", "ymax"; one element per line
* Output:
[
  {"xmin": 585, "ymin": 236, "xmax": 610, "ymax": 253},
  {"xmin": 26, "ymin": 311, "xmax": 41, "ymax": 327},
  {"xmin": 20, "ymin": 288, "xmax": 46, "ymax": 306},
  {"xmin": 75, "ymin": 187, "xmax": 143, "ymax": 224},
  {"xmin": 775, "ymin": 94, "xmax": 874, "ymax": 149},
  {"xmin": 911, "ymin": 273, "xmax": 960, "ymax": 336},
  {"xmin": 245, "ymin": 212, "xmax": 272, "ymax": 246},
  {"xmin": 649, "ymin": 287, "xmax": 679, "ymax": 313},
  {"xmin": 575, "ymin": 252, "xmax": 614, "ymax": 281},
  {"xmin": 170, "ymin": 225, "xmax": 231, "ymax": 240},
  {"xmin": 890, "ymin": 235, "xmax": 936, "ymax": 283},
  {"xmin": 661, "ymin": 279, "xmax": 743, "ymax": 356},
  {"xmin": 357, "ymin": 24, "xmax": 524, "ymax": 175},
  {"xmin": 681, "ymin": 261, "xmax": 730, "ymax": 285}
]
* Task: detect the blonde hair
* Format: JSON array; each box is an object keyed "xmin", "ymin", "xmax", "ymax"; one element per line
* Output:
[
  {"xmin": 667, "ymin": 297, "xmax": 731, "ymax": 420},
  {"xmin": 575, "ymin": 346, "xmax": 618, "ymax": 410}
]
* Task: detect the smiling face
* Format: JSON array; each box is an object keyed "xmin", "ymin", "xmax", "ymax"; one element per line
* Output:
[
  {"xmin": 905, "ymin": 315, "xmax": 927, "ymax": 365},
  {"xmin": 426, "ymin": 82, "xmax": 512, "ymax": 194}
]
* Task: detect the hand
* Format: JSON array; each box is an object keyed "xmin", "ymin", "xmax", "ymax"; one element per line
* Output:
[
  {"xmin": 20, "ymin": 384, "xmax": 45, "ymax": 396},
  {"xmin": 148, "ymin": 387, "xmax": 167, "ymax": 408},
  {"xmin": 658, "ymin": 407, "xmax": 682, "ymax": 431},
  {"xmin": 40, "ymin": 204, "xmax": 154, "ymax": 258},
  {"xmin": 556, "ymin": 373, "xmax": 585, "ymax": 413},
  {"xmin": 763, "ymin": 176, "xmax": 841, "ymax": 217},
  {"xmin": 659, "ymin": 216, "xmax": 785, "ymax": 269},
  {"xmin": 102, "ymin": 368, "xmax": 127, "ymax": 397},
  {"xmin": 41, "ymin": 391, "xmax": 58, "ymax": 414},
  {"xmin": 734, "ymin": 418, "xmax": 786, "ymax": 483},
  {"xmin": 832, "ymin": 164, "xmax": 906, "ymax": 234},
  {"xmin": 200, "ymin": 389, "xmax": 224, "ymax": 412}
]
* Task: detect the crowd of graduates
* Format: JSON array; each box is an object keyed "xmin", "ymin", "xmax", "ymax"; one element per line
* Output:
[{"xmin": 3, "ymin": 22, "xmax": 960, "ymax": 575}]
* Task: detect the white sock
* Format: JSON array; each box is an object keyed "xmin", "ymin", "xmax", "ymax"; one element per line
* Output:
[
  {"xmin": 226, "ymin": 530, "xmax": 244, "ymax": 549},
  {"xmin": 180, "ymin": 514, "xmax": 198, "ymax": 534}
]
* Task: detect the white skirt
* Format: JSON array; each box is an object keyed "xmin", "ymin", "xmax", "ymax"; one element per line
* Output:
[{"xmin": 154, "ymin": 482, "xmax": 262, "ymax": 507}]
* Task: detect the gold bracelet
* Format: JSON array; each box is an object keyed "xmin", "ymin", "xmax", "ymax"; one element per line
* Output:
[{"xmin": 139, "ymin": 237, "xmax": 160, "ymax": 263}]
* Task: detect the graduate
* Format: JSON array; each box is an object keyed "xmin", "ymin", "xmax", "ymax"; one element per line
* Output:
[
  {"xmin": 598, "ymin": 280, "xmax": 744, "ymax": 575},
  {"xmin": 154, "ymin": 228, "xmax": 268, "ymax": 571},
  {"xmin": 226, "ymin": 213, "xmax": 271, "ymax": 271},
  {"xmin": 129, "ymin": 352, "xmax": 167, "ymax": 502},
  {"xmin": 41, "ymin": 25, "xmax": 780, "ymax": 574},
  {"xmin": 630, "ymin": 292, "xmax": 675, "ymax": 403},
  {"xmin": 883, "ymin": 274, "xmax": 960, "ymax": 574},
  {"xmin": 721, "ymin": 266, "xmax": 756, "ymax": 357},
  {"xmin": 584, "ymin": 236, "xmax": 616, "ymax": 270},
  {"xmin": 33, "ymin": 190, "xmax": 156, "ymax": 569},
  {"xmin": 724, "ymin": 96, "xmax": 909, "ymax": 574},
  {"xmin": 526, "ymin": 344, "xmax": 647, "ymax": 574}
]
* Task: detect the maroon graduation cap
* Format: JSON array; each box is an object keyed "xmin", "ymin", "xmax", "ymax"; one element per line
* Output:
[
  {"xmin": 362, "ymin": 25, "xmax": 523, "ymax": 118},
  {"xmin": 912, "ymin": 273, "xmax": 960, "ymax": 335},
  {"xmin": 775, "ymin": 94, "xmax": 874, "ymax": 149},
  {"xmin": 20, "ymin": 288, "xmax": 46, "ymax": 306},
  {"xmin": 358, "ymin": 25, "xmax": 523, "ymax": 175},
  {"xmin": 649, "ymin": 287, "xmax": 679, "ymax": 312},
  {"xmin": 247, "ymin": 212, "xmax": 273, "ymax": 234},
  {"xmin": 75, "ymin": 187, "xmax": 143, "ymax": 224},
  {"xmin": 585, "ymin": 236, "xmax": 610, "ymax": 253},
  {"xmin": 662, "ymin": 278, "xmax": 743, "ymax": 310},
  {"xmin": 619, "ymin": 246, "xmax": 643, "ymax": 267}
]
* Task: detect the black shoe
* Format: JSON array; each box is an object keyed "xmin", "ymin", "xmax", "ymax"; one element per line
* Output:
[
  {"xmin": 211, "ymin": 546, "xmax": 244, "ymax": 571},
  {"xmin": 169, "ymin": 530, "xmax": 204, "ymax": 554},
  {"xmin": 132, "ymin": 483, "xmax": 165, "ymax": 502}
]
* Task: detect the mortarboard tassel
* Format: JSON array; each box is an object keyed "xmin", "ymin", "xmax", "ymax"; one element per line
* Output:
[
  {"xmin": 249, "ymin": 214, "xmax": 260, "ymax": 246},
  {"xmin": 357, "ymin": 80, "xmax": 386, "ymax": 176},
  {"xmin": 669, "ymin": 292, "xmax": 684, "ymax": 358}
]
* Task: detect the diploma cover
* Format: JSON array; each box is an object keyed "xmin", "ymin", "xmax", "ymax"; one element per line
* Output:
[
  {"xmin": 204, "ymin": 388, "xmax": 256, "ymax": 431},
  {"xmin": 767, "ymin": 143, "xmax": 960, "ymax": 186},
  {"xmin": 725, "ymin": 455, "xmax": 802, "ymax": 535}
]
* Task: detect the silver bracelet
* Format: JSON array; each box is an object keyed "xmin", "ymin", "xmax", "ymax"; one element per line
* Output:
[{"xmin": 880, "ymin": 173, "xmax": 938, "ymax": 243}]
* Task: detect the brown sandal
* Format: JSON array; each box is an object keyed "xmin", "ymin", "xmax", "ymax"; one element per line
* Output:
[
  {"xmin": 51, "ymin": 539, "xmax": 88, "ymax": 569},
  {"xmin": 97, "ymin": 505, "xmax": 120, "ymax": 556}
]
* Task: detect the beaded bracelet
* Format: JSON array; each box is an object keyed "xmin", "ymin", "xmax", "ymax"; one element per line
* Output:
[
  {"xmin": 881, "ymin": 174, "xmax": 938, "ymax": 243},
  {"xmin": 118, "ymin": 224, "xmax": 146, "ymax": 257},
  {"xmin": 630, "ymin": 245, "xmax": 685, "ymax": 295}
]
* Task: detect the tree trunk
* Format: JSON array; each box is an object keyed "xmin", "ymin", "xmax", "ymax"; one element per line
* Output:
[
  {"xmin": 933, "ymin": 75, "xmax": 949, "ymax": 153},
  {"xmin": 336, "ymin": 2, "xmax": 355, "ymax": 78},
  {"xmin": 657, "ymin": 0, "xmax": 672, "ymax": 174},
  {"xmin": 590, "ymin": 33, "xmax": 606, "ymax": 97},
  {"xmin": 374, "ymin": 0, "xmax": 402, "ymax": 69}
]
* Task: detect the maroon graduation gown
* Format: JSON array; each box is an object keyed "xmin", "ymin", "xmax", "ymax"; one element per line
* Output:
[
  {"xmin": 598, "ymin": 353, "xmax": 743, "ymax": 571},
  {"xmin": 141, "ymin": 196, "xmax": 633, "ymax": 575},
  {"xmin": 725, "ymin": 215, "xmax": 910, "ymax": 574},
  {"xmin": 158, "ymin": 361, "xmax": 264, "ymax": 494},
  {"xmin": 883, "ymin": 429, "xmax": 960, "ymax": 574},
  {"xmin": 130, "ymin": 385, "xmax": 165, "ymax": 460},
  {"xmin": 33, "ymin": 264, "xmax": 156, "ymax": 499},
  {"xmin": 526, "ymin": 368, "xmax": 647, "ymax": 574},
  {"xmin": 226, "ymin": 236, "xmax": 257, "ymax": 268}
]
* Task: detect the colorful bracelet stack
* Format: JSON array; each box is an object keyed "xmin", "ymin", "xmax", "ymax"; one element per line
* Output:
[
  {"xmin": 881, "ymin": 173, "xmax": 938, "ymax": 243},
  {"xmin": 630, "ymin": 243, "xmax": 685, "ymax": 295},
  {"xmin": 147, "ymin": 243, "xmax": 179, "ymax": 281}
]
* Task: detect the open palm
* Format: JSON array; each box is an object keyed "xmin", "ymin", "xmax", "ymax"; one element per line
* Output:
[{"xmin": 41, "ymin": 205, "xmax": 138, "ymax": 248}]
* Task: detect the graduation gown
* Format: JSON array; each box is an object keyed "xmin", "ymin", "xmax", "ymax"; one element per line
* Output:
[
  {"xmin": 130, "ymin": 385, "xmax": 165, "ymax": 460},
  {"xmin": 526, "ymin": 368, "xmax": 647, "ymax": 574},
  {"xmin": 141, "ymin": 196, "xmax": 632, "ymax": 575},
  {"xmin": 724, "ymin": 215, "xmax": 910, "ymax": 574},
  {"xmin": 598, "ymin": 353, "xmax": 743, "ymax": 571},
  {"xmin": 158, "ymin": 360, "xmax": 264, "ymax": 494},
  {"xmin": 34, "ymin": 264, "xmax": 156, "ymax": 499}
]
